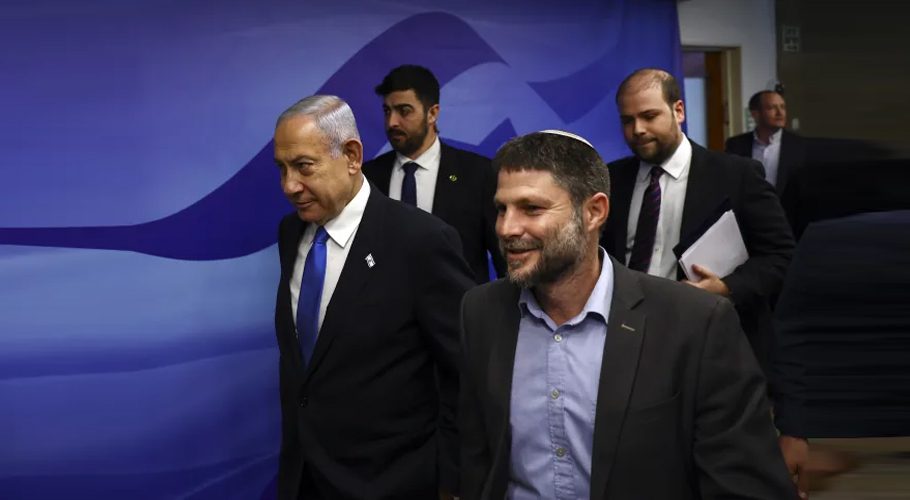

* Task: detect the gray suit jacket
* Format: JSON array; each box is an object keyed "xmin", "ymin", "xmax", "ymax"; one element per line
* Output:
[{"xmin": 459, "ymin": 257, "xmax": 796, "ymax": 499}]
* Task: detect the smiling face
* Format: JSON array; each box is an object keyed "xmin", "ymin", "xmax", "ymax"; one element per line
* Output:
[
  {"xmin": 494, "ymin": 168, "xmax": 588, "ymax": 288},
  {"xmin": 382, "ymin": 89, "xmax": 438, "ymax": 158},
  {"xmin": 274, "ymin": 115, "xmax": 362, "ymax": 225},
  {"xmin": 618, "ymin": 83, "xmax": 685, "ymax": 165}
]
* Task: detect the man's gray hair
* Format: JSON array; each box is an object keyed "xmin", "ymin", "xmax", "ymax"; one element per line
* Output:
[{"xmin": 276, "ymin": 95, "xmax": 361, "ymax": 158}]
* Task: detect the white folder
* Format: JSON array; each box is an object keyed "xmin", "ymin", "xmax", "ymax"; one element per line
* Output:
[{"xmin": 678, "ymin": 210, "xmax": 748, "ymax": 280}]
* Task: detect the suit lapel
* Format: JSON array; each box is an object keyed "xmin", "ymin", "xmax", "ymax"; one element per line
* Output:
[
  {"xmin": 487, "ymin": 282, "xmax": 522, "ymax": 496},
  {"xmin": 280, "ymin": 216, "xmax": 307, "ymax": 369},
  {"xmin": 679, "ymin": 142, "xmax": 717, "ymax": 243},
  {"xmin": 302, "ymin": 187, "xmax": 386, "ymax": 382},
  {"xmin": 590, "ymin": 259, "xmax": 646, "ymax": 499},
  {"xmin": 432, "ymin": 143, "xmax": 458, "ymax": 220},
  {"xmin": 776, "ymin": 131, "xmax": 794, "ymax": 193}
]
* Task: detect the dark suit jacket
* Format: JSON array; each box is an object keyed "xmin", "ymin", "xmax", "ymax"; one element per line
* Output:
[
  {"xmin": 601, "ymin": 142, "xmax": 795, "ymax": 370},
  {"xmin": 773, "ymin": 210, "xmax": 910, "ymax": 438},
  {"xmin": 725, "ymin": 129, "xmax": 807, "ymax": 195},
  {"xmin": 275, "ymin": 185, "xmax": 475, "ymax": 499},
  {"xmin": 459, "ymin": 258, "xmax": 796, "ymax": 499},
  {"xmin": 363, "ymin": 142, "xmax": 505, "ymax": 283}
]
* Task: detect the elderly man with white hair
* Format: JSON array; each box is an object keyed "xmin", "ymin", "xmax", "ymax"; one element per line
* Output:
[{"xmin": 272, "ymin": 95, "xmax": 475, "ymax": 500}]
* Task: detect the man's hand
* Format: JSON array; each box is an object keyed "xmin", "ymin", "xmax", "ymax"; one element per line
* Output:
[
  {"xmin": 683, "ymin": 264, "xmax": 731, "ymax": 297},
  {"xmin": 439, "ymin": 490, "xmax": 457, "ymax": 500},
  {"xmin": 779, "ymin": 435, "xmax": 809, "ymax": 499}
]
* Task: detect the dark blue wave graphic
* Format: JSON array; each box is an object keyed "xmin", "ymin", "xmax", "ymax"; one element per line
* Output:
[
  {"xmin": 529, "ymin": 49, "xmax": 629, "ymax": 123},
  {"xmin": 0, "ymin": 12, "xmax": 505, "ymax": 261},
  {"xmin": 528, "ymin": 1, "xmax": 682, "ymax": 123},
  {"xmin": 444, "ymin": 118, "xmax": 517, "ymax": 156}
]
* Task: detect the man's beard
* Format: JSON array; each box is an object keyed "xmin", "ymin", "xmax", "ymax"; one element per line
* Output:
[
  {"xmin": 631, "ymin": 131, "xmax": 679, "ymax": 166},
  {"xmin": 387, "ymin": 119, "xmax": 429, "ymax": 158},
  {"xmin": 500, "ymin": 210, "xmax": 587, "ymax": 288}
]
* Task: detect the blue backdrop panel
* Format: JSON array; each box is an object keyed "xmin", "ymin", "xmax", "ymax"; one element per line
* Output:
[{"xmin": 0, "ymin": 1, "xmax": 681, "ymax": 498}]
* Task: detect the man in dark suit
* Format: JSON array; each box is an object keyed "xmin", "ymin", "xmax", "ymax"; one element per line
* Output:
[
  {"xmin": 362, "ymin": 64, "xmax": 505, "ymax": 283},
  {"xmin": 602, "ymin": 69, "xmax": 795, "ymax": 368},
  {"xmin": 725, "ymin": 90, "xmax": 807, "ymax": 195},
  {"xmin": 273, "ymin": 95, "xmax": 475, "ymax": 499},
  {"xmin": 601, "ymin": 68, "xmax": 804, "ymax": 498},
  {"xmin": 460, "ymin": 130, "xmax": 796, "ymax": 499}
]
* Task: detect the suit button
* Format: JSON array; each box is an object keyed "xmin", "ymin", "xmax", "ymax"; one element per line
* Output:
[{"xmin": 299, "ymin": 396, "xmax": 308, "ymax": 408}]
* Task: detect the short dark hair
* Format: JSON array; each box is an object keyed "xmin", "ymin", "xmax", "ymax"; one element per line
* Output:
[
  {"xmin": 748, "ymin": 90, "xmax": 783, "ymax": 111},
  {"xmin": 615, "ymin": 68, "xmax": 681, "ymax": 106},
  {"xmin": 374, "ymin": 65, "xmax": 440, "ymax": 110},
  {"xmin": 492, "ymin": 132, "xmax": 610, "ymax": 209}
]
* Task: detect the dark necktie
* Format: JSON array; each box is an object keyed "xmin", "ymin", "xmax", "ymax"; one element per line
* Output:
[
  {"xmin": 628, "ymin": 166, "xmax": 665, "ymax": 272},
  {"xmin": 401, "ymin": 161, "xmax": 418, "ymax": 206},
  {"xmin": 296, "ymin": 226, "xmax": 329, "ymax": 364}
]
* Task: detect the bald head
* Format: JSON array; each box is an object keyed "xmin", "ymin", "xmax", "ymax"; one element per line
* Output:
[{"xmin": 615, "ymin": 68, "xmax": 681, "ymax": 108}]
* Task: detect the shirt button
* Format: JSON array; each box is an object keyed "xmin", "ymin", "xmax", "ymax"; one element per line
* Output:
[
  {"xmin": 555, "ymin": 447, "xmax": 567, "ymax": 458},
  {"xmin": 550, "ymin": 389, "xmax": 560, "ymax": 400},
  {"xmin": 554, "ymin": 334, "xmax": 563, "ymax": 342}
]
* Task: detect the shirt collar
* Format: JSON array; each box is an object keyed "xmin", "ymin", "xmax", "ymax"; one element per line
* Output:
[
  {"xmin": 322, "ymin": 175, "xmax": 370, "ymax": 248},
  {"xmin": 394, "ymin": 135, "xmax": 441, "ymax": 172},
  {"xmin": 753, "ymin": 128, "xmax": 782, "ymax": 146},
  {"xmin": 637, "ymin": 134, "xmax": 691, "ymax": 181},
  {"xmin": 518, "ymin": 248, "xmax": 614, "ymax": 329}
]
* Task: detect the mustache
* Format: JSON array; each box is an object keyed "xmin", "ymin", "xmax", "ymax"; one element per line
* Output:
[{"xmin": 500, "ymin": 237, "xmax": 541, "ymax": 252}]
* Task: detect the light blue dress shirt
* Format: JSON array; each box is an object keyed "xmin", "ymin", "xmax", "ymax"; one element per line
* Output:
[{"xmin": 508, "ymin": 249, "xmax": 613, "ymax": 500}]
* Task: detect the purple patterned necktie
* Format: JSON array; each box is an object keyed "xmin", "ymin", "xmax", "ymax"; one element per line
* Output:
[{"xmin": 628, "ymin": 166, "xmax": 664, "ymax": 272}]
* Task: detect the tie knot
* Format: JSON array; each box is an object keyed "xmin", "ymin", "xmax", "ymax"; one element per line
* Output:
[
  {"xmin": 313, "ymin": 226, "xmax": 329, "ymax": 245},
  {"xmin": 649, "ymin": 166, "xmax": 665, "ymax": 180},
  {"xmin": 402, "ymin": 162, "xmax": 419, "ymax": 175}
]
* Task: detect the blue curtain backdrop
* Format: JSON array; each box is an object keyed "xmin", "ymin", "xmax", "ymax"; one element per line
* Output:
[{"xmin": 0, "ymin": 1, "xmax": 681, "ymax": 498}]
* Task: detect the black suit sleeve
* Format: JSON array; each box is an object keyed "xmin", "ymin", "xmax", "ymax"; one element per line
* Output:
[
  {"xmin": 694, "ymin": 298, "xmax": 797, "ymax": 499},
  {"xmin": 275, "ymin": 217, "xmax": 302, "ymax": 499},
  {"xmin": 723, "ymin": 160, "xmax": 794, "ymax": 310},
  {"xmin": 415, "ymin": 223, "xmax": 476, "ymax": 495},
  {"xmin": 458, "ymin": 291, "xmax": 492, "ymax": 500}
]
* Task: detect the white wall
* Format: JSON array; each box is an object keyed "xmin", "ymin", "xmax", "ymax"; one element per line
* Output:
[{"xmin": 677, "ymin": 0, "xmax": 777, "ymax": 130}]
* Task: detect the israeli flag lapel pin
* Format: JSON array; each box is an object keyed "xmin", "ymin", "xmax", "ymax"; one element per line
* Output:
[{"xmin": 365, "ymin": 253, "xmax": 376, "ymax": 268}]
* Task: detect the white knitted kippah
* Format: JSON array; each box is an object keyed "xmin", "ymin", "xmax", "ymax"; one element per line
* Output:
[{"xmin": 537, "ymin": 129, "xmax": 594, "ymax": 149}]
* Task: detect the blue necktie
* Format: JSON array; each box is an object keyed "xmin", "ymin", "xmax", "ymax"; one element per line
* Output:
[
  {"xmin": 401, "ymin": 161, "xmax": 418, "ymax": 206},
  {"xmin": 628, "ymin": 166, "xmax": 664, "ymax": 272},
  {"xmin": 296, "ymin": 226, "xmax": 329, "ymax": 364}
]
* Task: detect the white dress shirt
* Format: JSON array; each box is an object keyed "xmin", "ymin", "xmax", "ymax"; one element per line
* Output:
[
  {"xmin": 387, "ymin": 136, "xmax": 441, "ymax": 213},
  {"xmin": 625, "ymin": 135, "xmax": 692, "ymax": 280},
  {"xmin": 290, "ymin": 177, "xmax": 371, "ymax": 334},
  {"xmin": 752, "ymin": 128, "xmax": 782, "ymax": 186}
]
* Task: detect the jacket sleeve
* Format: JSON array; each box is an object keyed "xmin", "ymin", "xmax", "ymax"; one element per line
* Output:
[
  {"xmin": 694, "ymin": 298, "xmax": 798, "ymax": 499},
  {"xmin": 458, "ymin": 290, "xmax": 493, "ymax": 500},
  {"xmin": 722, "ymin": 159, "xmax": 795, "ymax": 310},
  {"xmin": 415, "ymin": 223, "xmax": 476, "ymax": 495}
]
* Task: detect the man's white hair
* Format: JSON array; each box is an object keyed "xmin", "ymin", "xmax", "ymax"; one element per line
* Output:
[{"xmin": 277, "ymin": 95, "xmax": 361, "ymax": 158}]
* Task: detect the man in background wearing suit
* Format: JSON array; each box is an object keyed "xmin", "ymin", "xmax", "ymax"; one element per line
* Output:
[
  {"xmin": 725, "ymin": 90, "xmax": 807, "ymax": 196},
  {"xmin": 459, "ymin": 130, "xmax": 796, "ymax": 499},
  {"xmin": 363, "ymin": 64, "xmax": 505, "ymax": 283},
  {"xmin": 601, "ymin": 68, "xmax": 806, "ymax": 498},
  {"xmin": 273, "ymin": 95, "xmax": 474, "ymax": 499}
]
